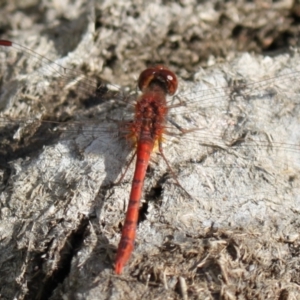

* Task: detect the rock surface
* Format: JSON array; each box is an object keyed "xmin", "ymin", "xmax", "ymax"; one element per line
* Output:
[{"xmin": 1, "ymin": 1, "xmax": 300, "ymax": 299}]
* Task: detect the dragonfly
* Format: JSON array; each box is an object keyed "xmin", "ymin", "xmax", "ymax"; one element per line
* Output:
[{"xmin": 1, "ymin": 39, "xmax": 300, "ymax": 275}]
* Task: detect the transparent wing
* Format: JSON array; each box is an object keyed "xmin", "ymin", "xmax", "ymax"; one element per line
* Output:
[{"xmin": 1, "ymin": 40, "xmax": 300, "ymax": 221}]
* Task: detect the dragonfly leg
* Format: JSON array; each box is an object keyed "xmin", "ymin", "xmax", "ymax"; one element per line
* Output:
[
  {"xmin": 114, "ymin": 150, "xmax": 137, "ymax": 186},
  {"xmin": 158, "ymin": 139, "xmax": 193, "ymax": 199}
]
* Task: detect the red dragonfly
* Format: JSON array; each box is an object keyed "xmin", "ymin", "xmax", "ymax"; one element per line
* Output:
[
  {"xmin": 1, "ymin": 40, "xmax": 299, "ymax": 274},
  {"xmin": 114, "ymin": 65, "xmax": 179, "ymax": 274}
]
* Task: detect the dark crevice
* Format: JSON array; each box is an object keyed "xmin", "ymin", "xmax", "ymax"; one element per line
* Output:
[
  {"xmin": 0, "ymin": 162, "xmax": 11, "ymax": 192},
  {"xmin": 264, "ymin": 31, "xmax": 295, "ymax": 52},
  {"xmin": 79, "ymin": 84, "xmax": 119, "ymax": 109},
  {"xmin": 278, "ymin": 289, "xmax": 289, "ymax": 300},
  {"xmin": 103, "ymin": 50, "xmax": 117, "ymax": 69},
  {"xmin": 138, "ymin": 201, "xmax": 149, "ymax": 223},
  {"xmin": 226, "ymin": 240, "xmax": 238, "ymax": 261},
  {"xmin": 25, "ymin": 216, "xmax": 89, "ymax": 300},
  {"xmin": 0, "ymin": 121, "xmax": 63, "ymax": 168},
  {"xmin": 138, "ymin": 174, "xmax": 166, "ymax": 223}
]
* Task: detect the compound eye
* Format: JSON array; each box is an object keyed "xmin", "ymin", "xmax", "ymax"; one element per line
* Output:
[{"xmin": 138, "ymin": 65, "xmax": 178, "ymax": 95}]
